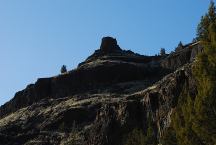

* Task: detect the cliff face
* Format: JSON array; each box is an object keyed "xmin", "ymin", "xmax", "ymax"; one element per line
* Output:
[
  {"xmin": 0, "ymin": 37, "xmax": 201, "ymax": 145},
  {"xmin": 0, "ymin": 37, "xmax": 170, "ymax": 118},
  {"xmin": 161, "ymin": 41, "xmax": 203, "ymax": 70}
]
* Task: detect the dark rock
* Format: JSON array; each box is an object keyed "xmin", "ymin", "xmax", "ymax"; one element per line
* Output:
[{"xmin": 100, "ymin": 37, "xmax": 122, "ymax": 53}]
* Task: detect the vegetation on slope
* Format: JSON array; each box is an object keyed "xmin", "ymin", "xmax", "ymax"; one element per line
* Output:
[
  {"xmin": 124, "ymin": 116, "xmax": 157, "ymax": 145},
  {"xmin": 162, "ymin": 1, "xmax": 216, "ymax": 145}
]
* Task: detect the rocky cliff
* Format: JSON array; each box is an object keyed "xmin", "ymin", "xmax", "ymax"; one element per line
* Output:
[
  {"xmin": 0, "ymin": 37, "xmax": 202, "ymax": 145},
  {"xmin": 161, "ymin": 41, "xmax": 203, "ymax": 70}
]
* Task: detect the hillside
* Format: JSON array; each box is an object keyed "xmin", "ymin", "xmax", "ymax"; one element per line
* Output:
[{"xmin": 0, "ymin": 37, "xmax": 203, "ymax": 145}]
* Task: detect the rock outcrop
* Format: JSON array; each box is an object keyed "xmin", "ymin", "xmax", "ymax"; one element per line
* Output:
[
  {"xmin": 100, "ymin": 37, "xmax": 122, "ymax": 53},
  {"xmin": 0, "ymin": 37, "xmax": 202, "ymax": 145},
  {"xmin": 161, "ymin": 41, "xmax": 203, "ymax": 70}
]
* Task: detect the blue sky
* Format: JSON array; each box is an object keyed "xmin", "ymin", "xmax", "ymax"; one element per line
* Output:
[{"xmin": 0, "ymin": 0, "xmax": 212, "ymax": 105}]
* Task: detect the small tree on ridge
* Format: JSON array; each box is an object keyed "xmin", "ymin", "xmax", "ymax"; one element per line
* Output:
[{"xmin": 61, "ymin": 65, "xmax": 67, "ymax": 74}]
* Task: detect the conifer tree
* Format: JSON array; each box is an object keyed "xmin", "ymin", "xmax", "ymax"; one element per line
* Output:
[
  {"xmin": 197, "ymin": 0, "xmax": 216, "ymax": 41},
  {"xmin": 192, "ymin": 21, "xmax": 216, "ymax": 145},
  {"xmin": 61, "ymin": 65, "xmax": 67, "ymax": 74}
]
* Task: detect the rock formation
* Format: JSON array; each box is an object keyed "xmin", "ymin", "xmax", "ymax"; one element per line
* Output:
[
  {"xmin": 100, "ymin": 37, "xmax": 122, "ymax": 53},
  {"xmin": 0, "ymin": 37, "xmax": 203, "ymax": 145}
]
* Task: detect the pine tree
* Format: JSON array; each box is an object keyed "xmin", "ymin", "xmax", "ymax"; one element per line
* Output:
[
  {"xmin": 160, "ymin": 48, "xmax": 166, "ymax": 56},
  {"xmin": 61, "ymin": 65, "xmax": 67, "ymax": 74},
  {"xmin": 197, "ymin": 0, "xmax": 216, "ymax": 41},
  {"xmin": 178, "ymin": 41, "xmax": 183, "ymax": 47},
  {"xmin": 192, "ymin": 22, "xmax": 216, "ymax": 145}
]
